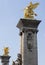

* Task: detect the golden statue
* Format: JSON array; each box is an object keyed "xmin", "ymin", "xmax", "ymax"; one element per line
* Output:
[
  {"xmin": 24, "ymin": 2, "xmax": 39, "ymax": 19},
  {"xmin": 3, "ymin": 47, "xmax": 9, "ymax": 56}
]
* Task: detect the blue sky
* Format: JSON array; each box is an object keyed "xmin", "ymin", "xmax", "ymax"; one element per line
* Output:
[{"xmin": 0, "ymin": 0, "xmax": 45, "ymax": 65}]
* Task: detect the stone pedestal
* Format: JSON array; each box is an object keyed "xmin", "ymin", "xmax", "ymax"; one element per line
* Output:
[
  {"xmin": 0, "ymin": 56, "xmax": 10, "ymax": 65},
  {"xmin": 17, "ymin": 18, "xmax": 41, "ymax": 65}
]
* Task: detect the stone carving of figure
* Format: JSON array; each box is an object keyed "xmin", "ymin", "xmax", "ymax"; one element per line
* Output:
[
  {"xmin": 27, "ymin": 33, "xmax": 33, "ymax": 52},
  {"xmin": 15, "ymin": 54, "xmax": 22, "ymax": 65}
]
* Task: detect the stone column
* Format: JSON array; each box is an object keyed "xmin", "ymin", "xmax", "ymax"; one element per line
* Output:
[
  {"xmin": 0, "ymin": 56, "xmax": 10, "ymax": 65},
  {"xmin": 17, "ymin": 18, "xmax": 41, "ymax": 65}
]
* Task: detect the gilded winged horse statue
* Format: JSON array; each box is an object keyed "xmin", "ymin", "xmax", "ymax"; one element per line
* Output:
[
  {"xmin": 24, "ymin": 2, "xmax": 39, "ymax": 19},
  {"xmin": 3, "ymin": 47, "xmax": 9, "ymax": 56}
]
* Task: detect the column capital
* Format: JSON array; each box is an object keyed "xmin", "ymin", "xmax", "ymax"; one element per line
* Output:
[{"xmin": 0, "ymin": 56, "xmax": 11, "ymax": 65}]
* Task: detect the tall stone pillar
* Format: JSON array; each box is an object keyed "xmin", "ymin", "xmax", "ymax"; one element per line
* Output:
[
  {"xmin": 17, "ymin": 18, "xmax": 41, "ymax": 65},
  {"xmin": 0, "ymin": 56, "xmax": 10, "ymax": 65}
]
